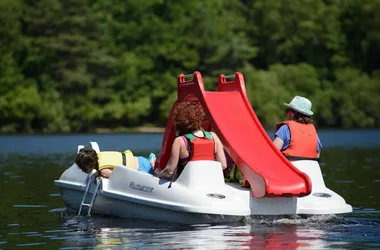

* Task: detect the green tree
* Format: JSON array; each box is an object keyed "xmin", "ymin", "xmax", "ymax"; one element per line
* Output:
[
  {"xmin": 243, "ymin": 63, "xmax": 320, "ymax": 127},
  {"xmin": 333, "ymin": 68, "xmax": 380, "ymax": 127},
  {"xmin": 0, "ymin": 0, "xmax": 42, "ymax": 132},
  {"xmin": 0, "ymin": 0, "xmax": 380, "ymax": 133},
  {"xmin": 247, "ymin": 0, "xmax": 347, "ymax": 72},
  {"xmin": 23, "ymin": 0, "xmax": 115, "ymax": 132},
  {"xmin": 340, "ymin": 0, "xmax": 380, "ymax": 73}
]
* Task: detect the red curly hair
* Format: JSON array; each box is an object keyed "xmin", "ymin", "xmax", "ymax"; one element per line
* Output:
[{"xmin": 174, "ymin": 101, "xmax": 204, "ymax": 134}]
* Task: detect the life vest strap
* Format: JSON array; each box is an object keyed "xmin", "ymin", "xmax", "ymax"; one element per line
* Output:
[
  {"xmin": 285, "ymin": 155, "xmax": 319, "ymax": 161},
  {"xmin": 204, "ymin": 131, "xmax": 213, "ymax": 139},
  {"xmin": 185, "ymin": 131, "xmax": 213, "ymax": 140},
  {"xmin": 185, "ymin": 133, "xmax": 195, "ymax": 140}
]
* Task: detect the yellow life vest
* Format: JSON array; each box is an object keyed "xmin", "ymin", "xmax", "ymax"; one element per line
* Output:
[{"xmin": 97, "ymin": 150, "xmax": 137, "ymax": 171}]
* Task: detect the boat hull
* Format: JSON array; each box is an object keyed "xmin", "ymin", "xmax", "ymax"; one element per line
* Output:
[{"xmin": 55, "ymin": 160, "xmax": 352, "ymax": 224}]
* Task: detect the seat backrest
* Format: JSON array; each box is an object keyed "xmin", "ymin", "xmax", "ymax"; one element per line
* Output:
[
  {"xmin": 175, "ymin": 160, "xmax": 225, "ymax": 191},
  {"xmin": 291, "ymin": 160, "xmax": 326, "ymax": 191}
]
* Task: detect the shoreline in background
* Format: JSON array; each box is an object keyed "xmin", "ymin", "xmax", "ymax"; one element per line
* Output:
[
  {"xmin": 0, "ymin": 126, "xmax": 167, "ymax": 135},
  {"xmin": 95, "ymin": 126, "xmax": 166, "ymax": 133},
  {"xmin": 1, "ymin": 130, "xmax": 380, "ymax": 156}
]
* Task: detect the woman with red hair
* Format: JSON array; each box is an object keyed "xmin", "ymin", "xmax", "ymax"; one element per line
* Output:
[{"xmin": 156, "ymin": 101, "xmax": 227, "ymax": 179}]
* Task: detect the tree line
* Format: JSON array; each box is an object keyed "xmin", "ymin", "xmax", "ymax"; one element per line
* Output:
[{"xmin": 1, "ymin": 0, "xmax": 379, "ymax": 133}]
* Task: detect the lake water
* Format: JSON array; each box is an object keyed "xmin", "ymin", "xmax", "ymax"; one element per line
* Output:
[{"xmin": 0, "ymin": 130, "xmax": 379, "ymax": 249}]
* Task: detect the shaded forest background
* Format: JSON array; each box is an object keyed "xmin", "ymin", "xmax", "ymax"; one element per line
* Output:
[{"xmin": 1, "ymin": 0, "xmax": 380, "ymax": 133}]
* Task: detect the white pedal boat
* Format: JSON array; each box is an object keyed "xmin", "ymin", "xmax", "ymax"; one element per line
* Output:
[{"xmin": 54, "ymin": 142, "xmax": 352, "ymax": 224}]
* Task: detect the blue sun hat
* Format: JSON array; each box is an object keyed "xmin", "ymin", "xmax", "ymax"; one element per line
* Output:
[{"xmin": 283, "ymin": 96, "xmax": 313, "ymax": 116}]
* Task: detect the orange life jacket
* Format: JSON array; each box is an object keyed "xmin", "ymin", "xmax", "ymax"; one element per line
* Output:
[
  {"xmin": 276, "ymin": 120, "xmax": 318, "ymax": 160},
  {"xmin": 184, "ymin": 131, "xmax": 215, "ymax": 161}
]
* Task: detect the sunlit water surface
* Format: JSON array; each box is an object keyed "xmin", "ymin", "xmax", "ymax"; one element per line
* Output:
[{"xmin": 0, "ymin": 130, "xmax": 379, "ymax": 249}]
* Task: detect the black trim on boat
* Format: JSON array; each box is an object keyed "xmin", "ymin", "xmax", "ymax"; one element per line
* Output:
[{"xmin": 122, "ymin": 152, "xmax": 127, "ymax": 166}]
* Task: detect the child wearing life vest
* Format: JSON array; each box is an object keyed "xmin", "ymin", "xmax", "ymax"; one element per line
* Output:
[
  {"xmin": 75, "ymin": 147, "xmax": 156, "ymax": 178},
  {"xmin": 155, "ymin": 101, "xmax": 227, "ymax": 179},
  {"xmin": 223, "ymin": 150, "xmax": 246, "ymax": 187}
]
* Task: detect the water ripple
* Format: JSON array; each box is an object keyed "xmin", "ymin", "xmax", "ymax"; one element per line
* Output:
[
  {"xmin": 0, "ymin": 134, "xmax": 379, "ymax": 249},
  {"xmin": 12, "ymin": 205, "xmax": 47, "ymax": 208}
]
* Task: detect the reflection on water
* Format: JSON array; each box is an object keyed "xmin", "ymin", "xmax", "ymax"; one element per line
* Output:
[
  {"xmin": 32, "ymin": 214, "xmax": 379, "ymax": 249},
  {"xmin": 0, "ymin": 132, "xmax": 379, "ymax": 249}
]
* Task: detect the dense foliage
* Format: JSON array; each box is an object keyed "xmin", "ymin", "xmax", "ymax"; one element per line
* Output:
[{"xmin": 1, "ymin": 0, "xmax": 379, "ymax": 133}]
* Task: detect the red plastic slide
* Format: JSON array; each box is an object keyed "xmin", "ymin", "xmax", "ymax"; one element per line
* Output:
[{"xmin": 156, "ymin": 72, "xmax": 312, "ymax": 198}]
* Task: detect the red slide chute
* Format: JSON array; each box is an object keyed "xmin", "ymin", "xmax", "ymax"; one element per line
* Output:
[{"xmin": 156, "ymin": 72, "xmax": 312, "ymax": 198}]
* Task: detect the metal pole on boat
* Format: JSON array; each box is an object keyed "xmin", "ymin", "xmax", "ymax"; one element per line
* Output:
[{"xmin": 168, "ymin": 172, "xmax": 178, "ymax": 188}]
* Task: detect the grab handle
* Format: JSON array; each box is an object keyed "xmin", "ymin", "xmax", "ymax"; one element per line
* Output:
[
  {"xmin": 224, "ymin": 74, "xmax": 235, "ymax": 80},
  {"xmin": 183, "ymin": 73, "xmax": 194, "ymax": 79}
]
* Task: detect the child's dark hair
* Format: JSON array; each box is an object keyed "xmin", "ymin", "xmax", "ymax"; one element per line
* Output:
[{"xmin": 75, "ymin": 147, "xmax": 99, "ymax": 172}]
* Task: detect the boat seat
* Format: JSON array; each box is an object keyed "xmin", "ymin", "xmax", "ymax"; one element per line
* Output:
[
  {"xmin": 89, "ymin": 142, "xmax": 100, "ymax": 153},
  {"xmin": 77, "ymin": 142, "xmax": 100, "ymax": 153},
  {"xmin": 175, "ymin": 160, "xmax": 225, "ymax": 190}
]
